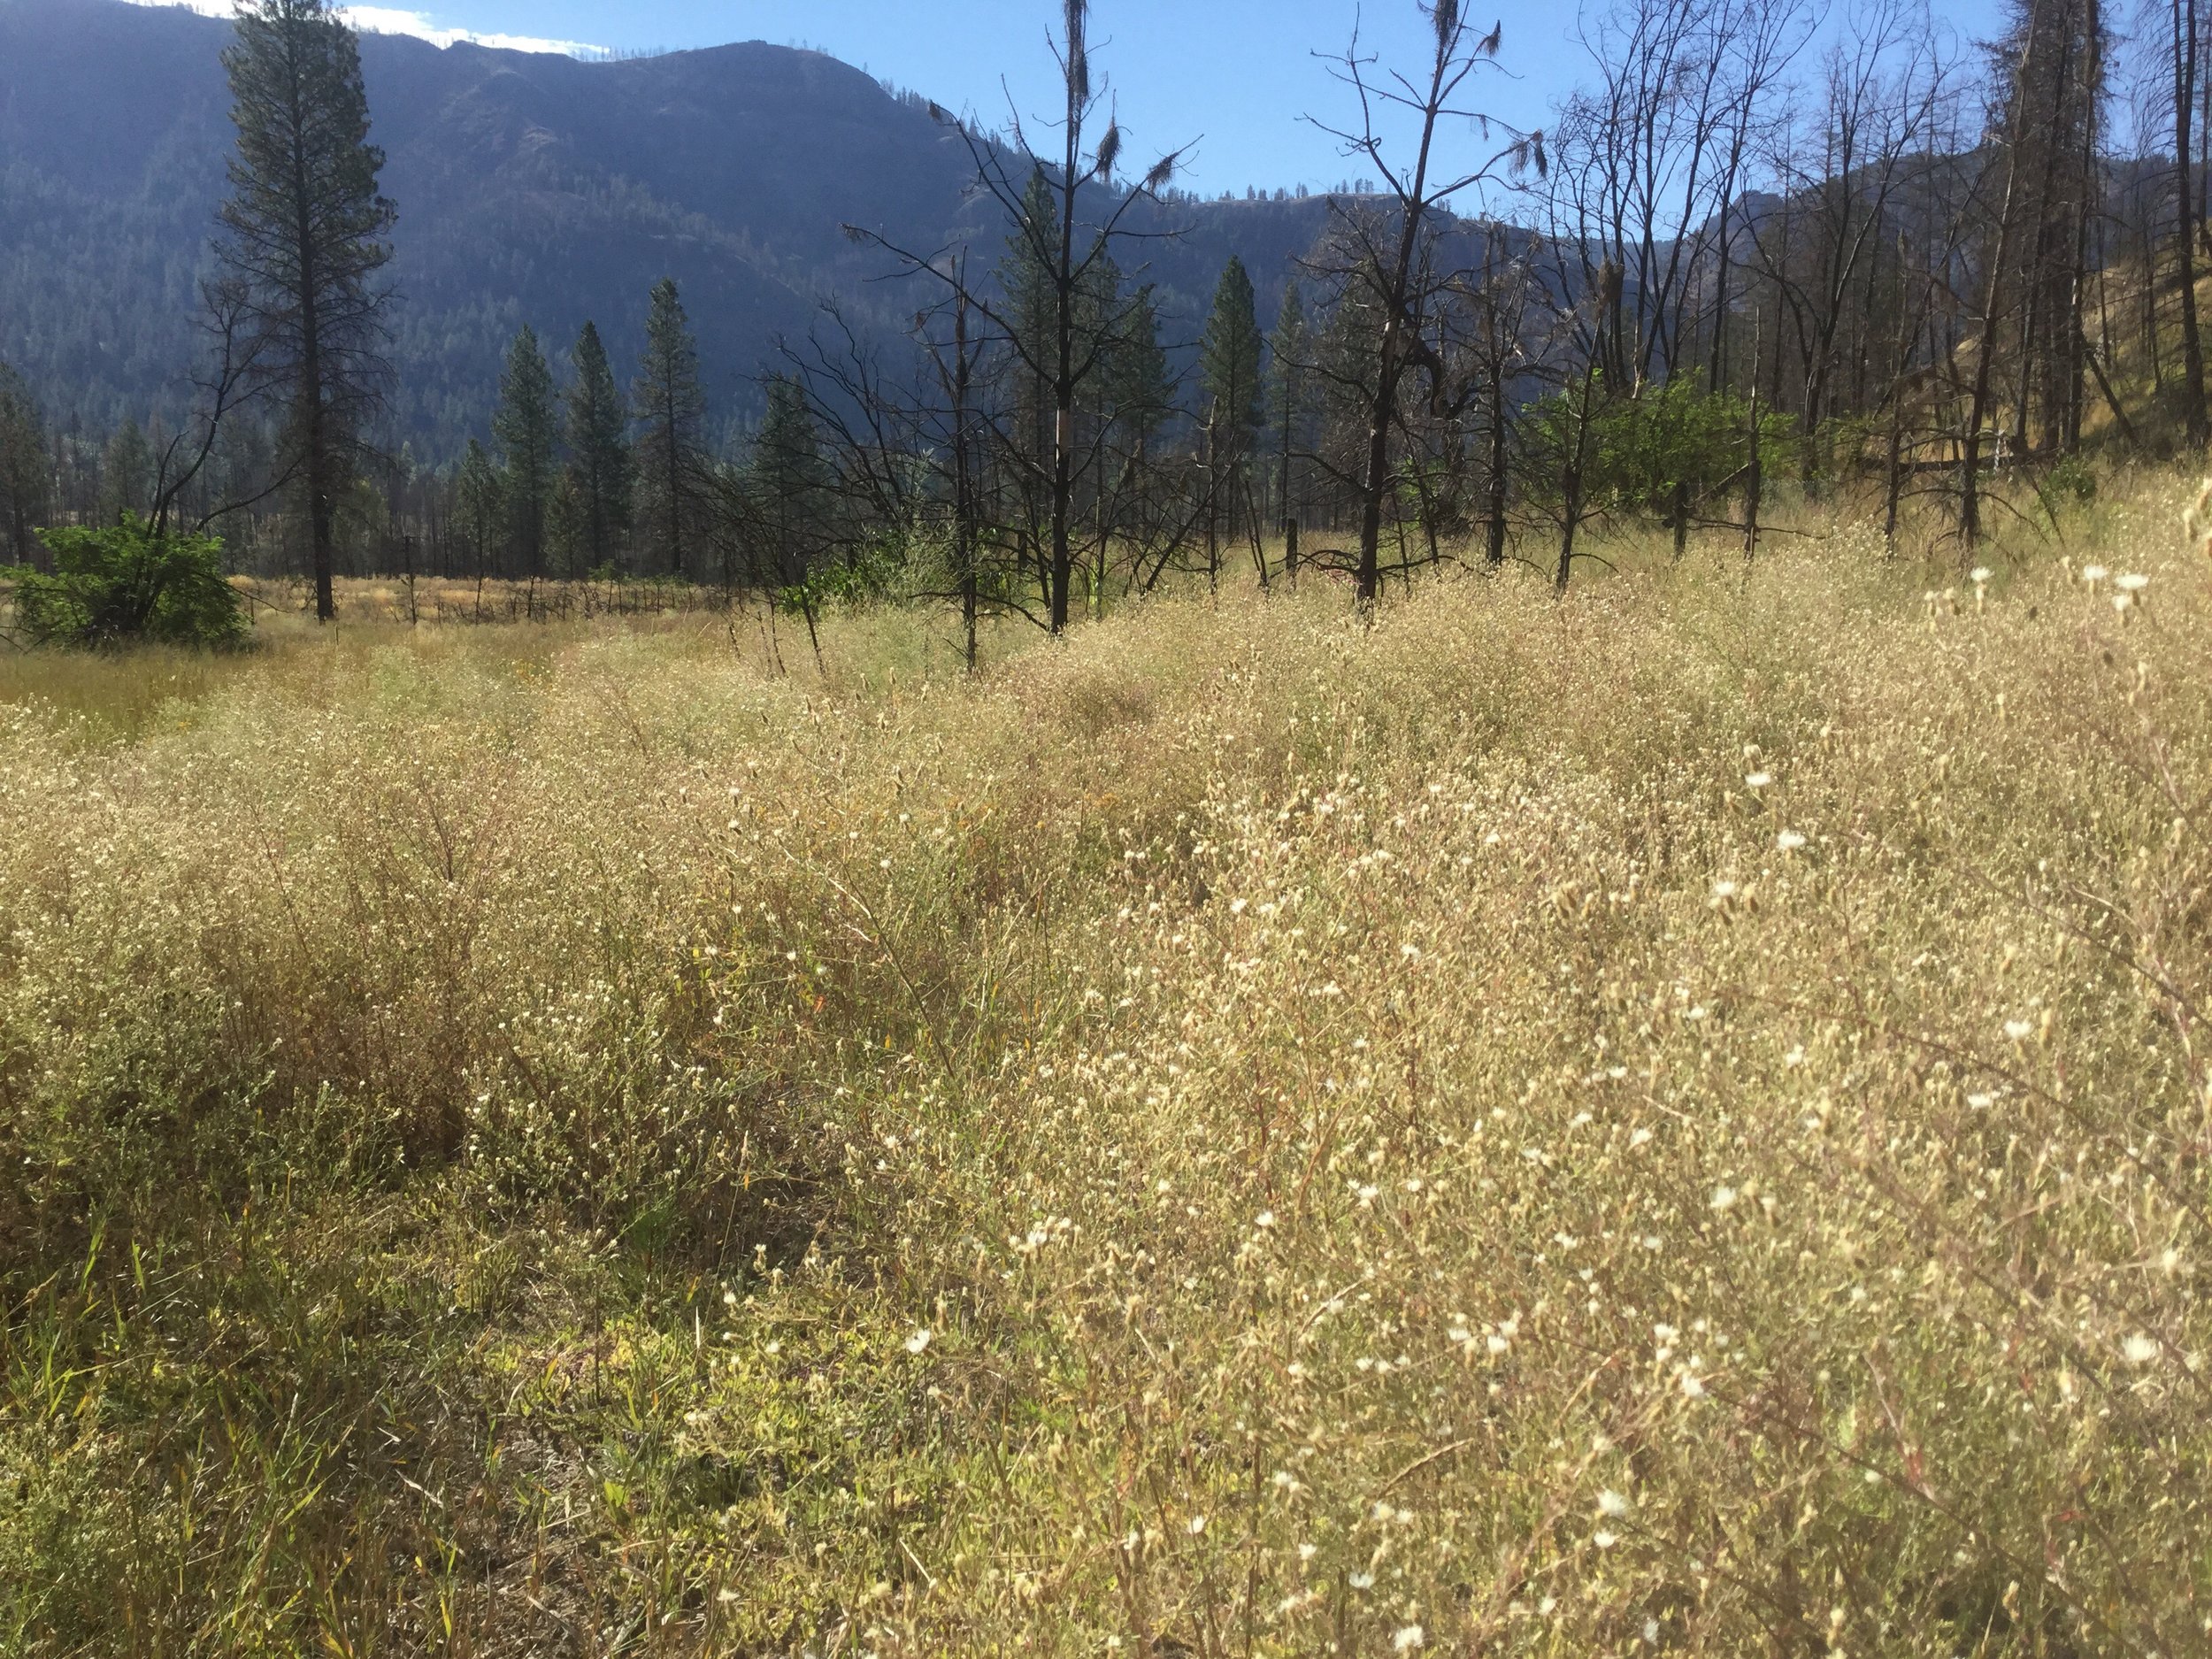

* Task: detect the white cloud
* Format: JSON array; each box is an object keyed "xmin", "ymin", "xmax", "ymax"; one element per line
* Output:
[
  {"xmin": 342, "ymin": 6, "xmax": 604, "ymax": 55},
  {"xmin": 123, "ymin": 0, "xmax": 606, "ymax": 59}
]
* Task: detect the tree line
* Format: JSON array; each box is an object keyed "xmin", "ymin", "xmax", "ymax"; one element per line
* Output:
[{"xmin": 5, "ymin": 0, "xmax": 2212, "ymax": 649}]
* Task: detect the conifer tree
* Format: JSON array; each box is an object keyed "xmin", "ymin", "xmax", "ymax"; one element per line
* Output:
[
  {"xmin": 0, "ymin": 365, "xmax": 50, "ymax": 566},
  {"xmin": 1105, "ymin": 283, "xmax": 1175, "ymax": 463},
  {"xmin": 455, "ymin": 437, "xmax": 502, "ymax": 587},
  {"xmin": 493, "ymin": 325, "xmax": 558, "ymax": 579},
  {"xmin": 1000, "ymin": 169, "xmax": 1060, "ymax": 565},
  {"xmin": 633, "ymin": 278, "xmax": 707, "ymax": 579},
  {"xmin": 1268, "ymin": 279, "xmax": 1310, "ymax": 526},
  {"xmin": 100, "ymin": 419, "xmax": 156, "ymax": 526},
  {"xmin": 217, "ymin": 0, "xmax": 396, "ymax": 621},
  {"xmin": 752, "ymin": 374, "xmax": 827, "ymax": 580},
  {"xmin": 1199, "ymin": 256, "xmax": 1265, "ymax": 537},
  {"xmin": 562, "ymin": 321, "xmax": 633, "ymax": 573},
  {"xmin": 750, "ymin": 373, "xmax": 829, "ymax": 664}
]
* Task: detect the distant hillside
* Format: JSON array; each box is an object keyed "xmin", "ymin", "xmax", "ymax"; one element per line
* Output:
[{"xmin": 0, "ymin": 0, "xmax": 1342, "ymax": 453}]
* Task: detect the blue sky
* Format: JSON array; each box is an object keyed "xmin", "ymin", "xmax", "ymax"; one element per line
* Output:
[
  {"xmin": 145, "ymin": 0, "xmax": 2013, "ymax": 195},
  {"xmin": 434, "ymin": 1, "xmax": 1591, "ymax": 193}
]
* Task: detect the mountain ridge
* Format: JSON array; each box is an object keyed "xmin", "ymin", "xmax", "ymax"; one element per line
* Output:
[{"xmin": 0, "ymin": 0, "xmax": 1340, "ymax": 452}]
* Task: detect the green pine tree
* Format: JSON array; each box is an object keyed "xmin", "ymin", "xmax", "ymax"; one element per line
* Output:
[
  {"xmin": 751, "ymin": 373, "xmax": 829, "ymax": 666},
  {"xmin": 0, "ymin": 365, "xmax": 46, "ymax": 566},
  {"xmin": 217, "ymin": 0, "xmax": 396, "ymax": 622},
  {"xmin": 492, "ymin": 326, "xmax": 559, "ymax": 579},
  {"xmin": 1104, "ymin": 282, "xmax": 1175, "ymax": 462},
  {"xmin": 1268, "ymin": 279, "xmax": 1310, "ymax": 525},
  {"xmin": 1199, "ymin": 256, "xmax": 1265, "ymax": 536},
  {"xmin": 999, "ymin": 169, "xmax": 1060, "ymax": 503},
  {"xmin": 562, "ymin": 321, "xmax": 632, "ymax": 574},
  {"xmin": 750, "ymin": 374, "xmax": 827, "ymax": 591},
  {"xmin": 455, "ymin": 437, "xmax": 502, "ymax": 585},
  {"xmin": 99, "ymin": 419, "xmax": 156, "ymax": 526},
  {"xmin": 633, "ymin": 278, "xmax": 707, "ymax": 579}
]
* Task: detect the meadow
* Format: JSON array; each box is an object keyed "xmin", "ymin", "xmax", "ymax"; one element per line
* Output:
[{"xmin": 2, "ymin": 479, "xmax": 2209, "ymax": 1656}]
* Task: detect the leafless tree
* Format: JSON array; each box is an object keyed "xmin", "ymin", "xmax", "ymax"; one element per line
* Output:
[
  {"xmin": 1749, "ymin": 1, "xmax": 1950, "ymax": 476},
  {"xmin": 846, "ymin": 0, "xmax": 1184, "ymax": 634},
  {"xmin": 1306, "ymin": 1, "xmax": 1543, "ymax": 605}
]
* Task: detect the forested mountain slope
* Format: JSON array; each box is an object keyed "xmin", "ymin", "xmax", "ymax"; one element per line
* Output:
[{"xmin": 0, "ymin": 0, "xmax": 1336, "ymax": 449}]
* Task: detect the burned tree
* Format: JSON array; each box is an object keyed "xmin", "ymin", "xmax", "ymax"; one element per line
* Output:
[
  {"xmin": 1309, "ymin": 1, "xmax": 1541, "ymax": 606},
  {"xmin": 848, "ymin": 0, "xmax": 1186, "ymax": 634}
]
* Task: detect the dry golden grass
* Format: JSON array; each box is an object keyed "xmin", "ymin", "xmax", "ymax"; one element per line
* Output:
[{"xmin": 2, "ymin": 481, "xmax": 2208, "ymax": 1655}]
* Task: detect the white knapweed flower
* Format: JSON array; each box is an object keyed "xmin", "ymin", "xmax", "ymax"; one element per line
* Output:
[
  {"xmin": 1680, "ymin": 1371, "xmax": 1707, "ymax": 1399},
  {"xmin": 1630, "ymin": 1127, "xmax": 1654, "ymax": 1148},
  {"xmin": 2004, "ymin": 1019, "xmax": 2034, "ymax": 1042},
  {"xmin": 2124, "ymin": 1334, "xmax": 2161, "ymax": 1366},
  {"xmin": 1187, "ymin": 1514, "xmax": 1208, "ymax": 1534},
  {"xmin": 2117, "ymin": 572, "xmax": 2150, "ymax": 594},
  {"xmin": 904, "ymin": 1329, "xmax": 933, "ymax": 1355},
  {"xmin": 1254, "ymin": 1210, "xmax": 1276, "ymax": 1230},
  {"xmin": 1598, "ymin": 1489, "xmax": 1632, "ymax": 1517},
  {"xmin": 1745, "ymin": 772, "xmax": 1774, "ymax": 789},
  {"xmin": 2081, "ymin": 564, "xmax": 2108, "ymax": 588},
  {"xmin": 1594, "ymin": 1529, "xmax": 1619, "ymax": 1548},
  {"xmin": 1394, "ymin": 1626, "xmax": 1425, "ymax": 1652},
  {"xmin": 1711, "ymin": 879, "xmax": 1740, "ymax": 902},
  {"xmin": 1776, "ymin": 830, "xmax": 1807, "ymax": 852},
  {"xmin": 1710, "ymin": 1186, "xmax": 1739, "ymax": 1212},
  {"xmin": 1970, "ymin": 567, "xmax": 1993, "ymax": 586}
]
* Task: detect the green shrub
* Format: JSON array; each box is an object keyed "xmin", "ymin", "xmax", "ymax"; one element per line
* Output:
[
  {"xmin": 2046, "ymin": 451, "xmax": 2099, "ymax": 505},
  {"xmin": 5, "ymin": 514, "xmax": 249, "ymax": 650}
]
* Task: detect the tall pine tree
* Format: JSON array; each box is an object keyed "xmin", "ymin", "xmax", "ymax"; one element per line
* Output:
[
  {"xmin": 1104, "ymin": 282, "xmax": 1176, "ymax": 465},
  {"xmin": 999, "ymin": 168, "xmax": 1060, "ymax": 590},
  {"xmin": 455, "ymin": 437, "xmax": 502, "ymax": 588},
  {"xmin": 0, "ymin": 365, "xmax": 45, "ymax": 566},
  {"xmin": 1268, "ymin": 280, "xmax": 1310, "ymax": 527},
  {"xmin": 562, "ymin": 321, "xmax": 633, "ymax": 573},
  {"xmin": 99, "ymin": 419, "xmax": 156, "ymax": 526},
  {"xmin": 1199, "ymin": 256, "xmax": 1265, "ymax": 539},
  {"xmin": 633, "ymin": 278, "xmax": 707, "ymax": 579},
  {"xmin": 750, "ymin": 374, "xmax": 829, "ymax": 664},
  {"xmin": 493, "ymin": 325, "xmax": 558, "ymax": 580},
  {"xmin": 217, "ymin": 0, "xmax": 395, "ymax": 621}
]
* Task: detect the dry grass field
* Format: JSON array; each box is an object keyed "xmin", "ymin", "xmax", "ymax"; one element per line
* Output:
[{"xmin": 2, "ymin": 480, "xmax": 2209, "ymax": 1655}]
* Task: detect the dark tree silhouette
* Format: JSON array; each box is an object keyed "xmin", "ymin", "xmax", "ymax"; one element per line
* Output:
[{"xmin": 216, "ymin": 0, "xmax": 396, "ymax": 621}]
